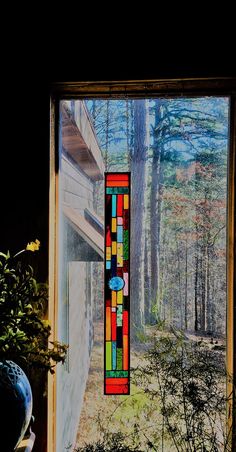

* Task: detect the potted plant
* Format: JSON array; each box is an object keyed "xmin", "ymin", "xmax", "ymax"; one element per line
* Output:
[{"xmin": 0, "ymin": 240, "xmax": 67, "ymax": 451}]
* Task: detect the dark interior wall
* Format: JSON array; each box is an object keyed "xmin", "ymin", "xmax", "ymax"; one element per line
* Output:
[{"xmin": 0, "ymin": 80, "xmax": 50, "ymax": 281}]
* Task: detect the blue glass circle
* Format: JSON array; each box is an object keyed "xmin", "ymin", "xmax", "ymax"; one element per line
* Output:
[{"xmin": 109, "ymin": 276, "xmax": 125, "ymax": 291}]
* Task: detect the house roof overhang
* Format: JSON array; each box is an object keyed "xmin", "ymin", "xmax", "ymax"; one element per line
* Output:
[
  {"xmin": 63, "ymin": 205, "xmax": 104, "ymax": 259},
  {"xmin": 61, "ymin": 100, "xmax": 104, "ymax": 181}
]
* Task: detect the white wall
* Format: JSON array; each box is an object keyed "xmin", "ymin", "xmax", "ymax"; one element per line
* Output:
[
  {"xmin": 61, "ymin": 154, "xmax": 94, "ymax": 215},
  {"xmin": 56, "ymin": 153, "xmax": 95, "ymax": 452},
  {"xmin": 56, "ymin": 262, "xmax": 92, "ymax": 452}
]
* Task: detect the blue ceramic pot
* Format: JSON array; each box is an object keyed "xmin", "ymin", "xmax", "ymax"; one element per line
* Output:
[{"xmin": 0, "ymin": 360, "xmax": 33, "ymax": 451}]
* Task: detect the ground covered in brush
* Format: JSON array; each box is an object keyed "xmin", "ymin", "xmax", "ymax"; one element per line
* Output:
[{"xmin": 75, "ymin": 322, "xmax": 228, "ymax": 452}]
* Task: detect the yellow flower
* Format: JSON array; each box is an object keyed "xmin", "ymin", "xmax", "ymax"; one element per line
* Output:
[{"xmin": 26, "ymin": 239, "xmax": 40, "ymax": 252}]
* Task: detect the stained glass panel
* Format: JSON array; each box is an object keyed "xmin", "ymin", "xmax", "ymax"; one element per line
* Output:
[{"xmin": 104, "ymin": 172, "xmax": 130, "ymax": 395}]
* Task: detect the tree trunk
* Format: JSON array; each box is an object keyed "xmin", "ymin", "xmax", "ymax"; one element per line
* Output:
[
  {"xmin": 126, "ymin": 99, "xmax": 131, "ymax": 171},
  {"xmin": 211, "ymin": 261, "xmax": 216, "ymax": 334},
  {"xmin": 194, "ymin": 164, "xmax": 200, "ymax": 333},
  {"xmin": 144, "ymin": 230, "xmax": 151, "ymax": 323},
  {"xmin": 91, "ymin": 100, "xmax": 97, "ymax": 126},
  {"xmin": 206, "ymin": 239, "xmax": 211, "ymax": 333},
  {"xmin": 159, "ymin": 217, "xmax": 167, "ymax": 323},
  {"xmin": 184, "ymin": 238, "xmax": 188, "ymax": 330},
  {"xmin": 194, "ymin": 247, "xmax": 199, "ymax": 332},
  {"xmin": 200, "ymin": 244, "xmax": 206, "ymax": 332},
  {"xmin": 176, "ymin": 232, "xmax": 183, "ymax": 329},
  {"xmin": 130, "ymin": 99, "xmax": 147, "ymax": 333},
  {"xmin": 150, "ymin": 100, "xmax": 162, "ymax": 318},
  {"xmin": 104, "ymin": 100, "xmax": 110, "ymax": 170}
]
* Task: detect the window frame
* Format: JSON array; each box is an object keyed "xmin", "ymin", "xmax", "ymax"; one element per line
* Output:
[{"xmin": 49, "ymin": 78, "xmax": 236, "ymax": 452}]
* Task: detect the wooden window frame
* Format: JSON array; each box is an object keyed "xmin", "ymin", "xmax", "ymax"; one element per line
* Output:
[{"xmin": 49, "ymin": 78, "xmax": 236, "ymax": 452}]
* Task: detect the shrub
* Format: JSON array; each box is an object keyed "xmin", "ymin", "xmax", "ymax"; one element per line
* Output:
[{"xmin": 0, "ymin": 240, "xmax": 67, "ymax": 373}]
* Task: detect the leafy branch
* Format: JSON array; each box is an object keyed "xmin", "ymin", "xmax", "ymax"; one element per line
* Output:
[{"xmin": 0, "ymin": 241, "xmax": 67, "ymax": 373}]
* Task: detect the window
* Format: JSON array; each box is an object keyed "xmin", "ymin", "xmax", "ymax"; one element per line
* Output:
[{"xmin": 49, "ymin": 79, "xmax": 235, "ymax": 452}]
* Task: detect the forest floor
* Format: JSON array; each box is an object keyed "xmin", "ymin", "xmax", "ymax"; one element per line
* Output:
[
  {"xmin": 75, "ymin": 321, "xmax": 152, "ymax": 450},
  {"xmin": 75, "ymin": 322, "xmax": 226, "ymax": 451}
]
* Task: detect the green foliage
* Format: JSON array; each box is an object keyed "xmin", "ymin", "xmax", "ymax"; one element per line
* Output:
[
  {"xmin": 76, "ymin": 332, "xmax": 232, "ymax": 451},
  {"xmin": 133, "ymin": 333, "xmax": 232, "ymax": 451},
  {"xmin": 0, "ymin": 248, "xmax": 67, "ymax": 373}
]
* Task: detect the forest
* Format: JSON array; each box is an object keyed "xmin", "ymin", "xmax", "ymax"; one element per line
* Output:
[
  {"xmin": 75, "ymin": 97, "xmax": 230, "ymax": 451},
  {"xmin": 87, "ymin": 97, "xmax": 228, "ymax": 338}
]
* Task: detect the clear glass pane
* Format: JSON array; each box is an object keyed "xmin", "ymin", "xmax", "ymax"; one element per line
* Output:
[{"xmin": 57, "ymin": 97, "xmax": 230, "ymax": 452}]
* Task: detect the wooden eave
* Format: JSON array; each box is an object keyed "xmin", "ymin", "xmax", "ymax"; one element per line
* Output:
[
  {"xmin": 63, "ymin": 205, "xmax": 104, "ymax": 258},
  {"xmin": 61, "ymin": 100, "xmax": 104, "ymax": 181}
]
